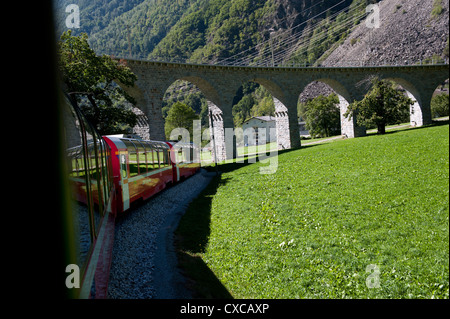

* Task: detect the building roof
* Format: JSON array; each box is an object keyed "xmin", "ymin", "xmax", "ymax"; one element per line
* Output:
[{"xmin": 243, "ymin": 116, "xmax": 276, "ymax": 124}]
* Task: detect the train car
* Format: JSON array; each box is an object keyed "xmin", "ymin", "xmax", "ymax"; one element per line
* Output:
[
  {"xmin": 62, "ymin": 95, "xmax": 201, "ymax": 299},
  {"xmin": 63, "ymin": 94, "xmax": 117, "ymax": 299},
  {"xmin": 168, "ymin": 141, "xmax": 202, "ymax": 182},
  {"xmin": 103, "ymin": 136, "xmax": 201, "ymax": 214}
]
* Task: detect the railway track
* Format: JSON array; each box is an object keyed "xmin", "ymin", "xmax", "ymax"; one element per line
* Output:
[{"xmin": 107, "ymin": 169, "xmax": 215, "ymax": 299}]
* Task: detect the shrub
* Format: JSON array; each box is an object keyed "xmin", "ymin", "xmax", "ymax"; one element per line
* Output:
[
  {"xmin": 304, "ymin": 94, "xmax": 341, "ymax": 138},
  {"xmin": 431, "ymin": 94, "xmax": 449, "ymax": 118}
]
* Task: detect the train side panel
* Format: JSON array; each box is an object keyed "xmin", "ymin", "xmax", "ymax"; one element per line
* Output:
[
  {"xmin": 64, "ymin": 95, "xmax": 117, "ymax": 299},
  {"xmin": 103, "ymin": 136, "xmax": 177, "ymax": 213},
  {"xmin": 178, "ymin": 162, "xmax": 201, "ymax": 179},
  {"xmin": 169, "ymin": 141, "xmax": 201, "ymax": 181},
  {"xmin": 127, "ymin": 166, "xmax": 173, "ymax": 203},
  {"xmin": 103, "ymin": 137, "xmax": 129, "ymax": 213}
]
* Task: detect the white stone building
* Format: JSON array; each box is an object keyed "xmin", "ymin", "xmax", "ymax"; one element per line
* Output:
[{"xmin": 242, "ymin": 116, "xmax": 277, "ymax": 146}]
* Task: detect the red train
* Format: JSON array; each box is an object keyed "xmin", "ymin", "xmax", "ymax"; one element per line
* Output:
[
  {"xmin": 68, "ymin": 136, "xmax": 200, "ymax": 216},
  {"xmin": 103, "ymin": 136, "xmax": 200, "ymax": 214},
  {"xmin": 63, "ymin": 94, "xmax": 200, "ymax": 299}
]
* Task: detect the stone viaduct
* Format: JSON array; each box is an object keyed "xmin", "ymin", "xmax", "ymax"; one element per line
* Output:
[{"xmin": 122, "ymin": 59, "xmax": 449, "ymax": 161}]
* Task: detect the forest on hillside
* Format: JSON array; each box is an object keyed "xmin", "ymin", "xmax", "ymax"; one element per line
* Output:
[{"xmin": 55, "ymin": 0, "xmax": 370, "ymax": 65}]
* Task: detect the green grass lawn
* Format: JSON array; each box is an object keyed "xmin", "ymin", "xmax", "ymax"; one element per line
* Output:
[{"xmin": 176, "ymin": 124, "xmax": 449, "ymax": 299}]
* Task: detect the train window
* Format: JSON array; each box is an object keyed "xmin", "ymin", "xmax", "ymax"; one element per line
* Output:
[
  {"xmin": 135, "ymin": 141, "xmax": 147, "ymax": 175},
  {"xmin": 98, "ymin": 139, "xmax": 109, "ymax": 205},
  {"xmin": 120, "ymin": 154, "xmax": 127, "ymax": 179},
  {"xmin": 63, "ymin": 100, "xmax": 93, "ymax": 271},
  {"xmin": 176, "ymin": 149, "xmax": 185, "ymax": 164},
  {"xmin": 64, "ymin": 94, "xmax": 117, "ymax": 293},
  {"xmin": 159, "ymin": 150, "xmax": 167, "ymax": 167},
  {"xmin": 151, "ymin": 142, "xmax": 164, "ymax": 169},
  {"xmin": 128, "ymin": 149, "xmax": 138, "ymax": 177},
  {"xmin": 75, "ymin": 153, "xmax": 84, "ymax": 177},
  {"xmin": 67, "ymin": 146, "xmax": 84, "ymax": 177},
  {"xmin": 88, "ymin": 139, "xmax": 104, "ymax": 234},
  {"xmin": 122, "ymin": 140, "xmax": 138, "ymax": 177},
  {"xmin": 151, "ymin": 149, "xmax": 160, "ymax": 170},
  {"xmin": 165, "ymin": 149, "xmax": 171, "ymax": 166},
  {"xmin": 87, "ymin": 142, "xmax": 101, "ymax": 222},
  {"xmin": 142, "ymin": 142, "xmax": 156, "ymax": 171},
  {"xmin": 94, "ymin": 140, "xmax": 106, "ymax": 218}
]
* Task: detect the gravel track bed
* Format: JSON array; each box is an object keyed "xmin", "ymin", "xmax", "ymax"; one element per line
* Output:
[{"xmin": 107, "ymin": 169, "xmax": 215, "ymax": 299}]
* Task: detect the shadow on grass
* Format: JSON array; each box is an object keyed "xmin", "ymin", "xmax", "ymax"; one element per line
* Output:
[
  {"xmin": 175, "ymin": 145, "xmax": 321, "ymax": 298},
  {"xmin": 175, "ymin": 122, "xmax": 450, "ymax": 296},
  {"xmin": 177, "ymin": 250, "xmax": 234, "ymax": 299},
  {"xmin": 364, "ymin": 120, "xmax": 449, "ymax": 138},
  {"xmin": 203, "ymin": 145, "xmax": 317, "ymax": 175},
  {"xmin": 175, "ymin": 175, "xmax": 234, "ymax": 298}
]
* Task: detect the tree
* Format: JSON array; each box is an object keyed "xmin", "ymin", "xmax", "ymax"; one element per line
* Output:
[
  {"xmin": 304, "ymin": 94, "xmax": 341, "ymax": 138},
  {"xmin": 251, "ymin": 96, "xmax": 275, "ymax": 117},
  {"xmin": 232, "ymin": 95, "xmax": 255, "ymax": 127},
  {"xmin": 345, "ymin": 78, "xmax": 414, "ymax": 135},
  {"xmin": 58, "ymin": 30, "xmax": 138, "ymax": 135},
  {"xmin": 165, "ymin": 102, "xmax": 199, "ymax": 140},
  {"xmin": 431, "ymin": 93, "xmax": 449, "ymax": 118}
]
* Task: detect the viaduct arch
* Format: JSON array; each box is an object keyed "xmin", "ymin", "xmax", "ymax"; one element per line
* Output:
[{"xmin": 123, "ymin": 59, "xmax": 449, "ymax": 160}]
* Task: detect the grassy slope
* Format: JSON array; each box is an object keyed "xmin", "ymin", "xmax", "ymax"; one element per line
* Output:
[{"xmin": 177, "ymin": 124, "xmax": 449, "ymax": 299}]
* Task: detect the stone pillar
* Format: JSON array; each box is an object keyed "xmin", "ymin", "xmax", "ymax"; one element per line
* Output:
[
  {"xmin": 339, "ymin": 95, "xmax": 357, "ymax": 138},
  {"xmin": 287, "ymin": 105, "xmax": 301, "ymax": 149},
  {"xmin": 274, "ymin": 97, "xmax": 290, "ymax": 150},
  {"xmin": 116, "ymin": 62, "xmax": 167, "ymax": 141},
  {"xmin": 132, "ymin": 107, "xmax": 150, "ymax": 140},
  {"xmin": 223, "ymin": 108, "xmax": 237, "ymax": 160},
  {"xmin": 123, "ymin": 88, "xmax": 165, "ymax": 141},
  {"xmin": 274, "ymin": 97, "xmax": 301, "ymax": 150},
  {"xmin": 208, "ymin": 101, "xmax": 226, "ymax": 162},
  {"xmin": 145, "ymin": 100, "xmax": 166, "ymax": 142},
  {"xmin": 408, "ymin": 89, "xmax": 433, "ymax": 127},
  {"xmin": 419, "ymin": 96, "xmax": 433, "ymax": 126},
  {"xmin": 408, "ymin": 91, "xmax": 424, "ymax": 127},
  {"xmin": 338, "ymin": 94, "xmax": 366, "ymax": 138}
]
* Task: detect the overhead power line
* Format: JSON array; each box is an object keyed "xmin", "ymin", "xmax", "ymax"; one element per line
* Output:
[
  {"xmin": 217, "ymin": 0, "xmax": 349, "ymax": 65},
  {"xmin": 256, "ymin": 7, "xmax": 367, "ymax": 67}
]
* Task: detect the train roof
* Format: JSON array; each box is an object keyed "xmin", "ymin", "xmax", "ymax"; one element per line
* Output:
[{"xmin": 104, "ymin": 135, "xmax": 170, "ymax": 150}]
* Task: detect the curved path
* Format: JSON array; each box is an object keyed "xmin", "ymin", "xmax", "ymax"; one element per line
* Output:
[{"xmin": 107, "ymin": 169, "xmax": 216, "ymax": 299}]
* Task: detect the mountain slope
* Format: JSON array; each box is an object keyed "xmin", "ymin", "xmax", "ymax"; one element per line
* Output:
[
  {"xmin": 55, "ymin": 0, "xmax": 360, "ymax": 64},
  {"xmin": 54, "ymin": 0, "xmax": 147, "ymax": 36},
  {"xmin": 55, "ymin": 0, "xmax": 199, "ymax": 58},
  {"xmin": 322, "ymin": 0, "xmax": 449, "ymax": 66},
  {"xmin": 299, "ymin": 0, "xmax": 449, "ymax": 102},
  {"xmin": 55, "ymin": 0, "xmax": 449, "ymax": 65},
  {"xmin": 90, "ymin": 0, "xmax": 200, "ymax": 58},
  {"xmin": 146, "ymin": 0, "xmax": 359, "ymax": 64},
  {"xmin": 54, "ymin": 0, "xmax": 449, "ymax": 124},
  {"xmin": 149, "ymin": 0, "xmax": 276, "ymax": 62}
]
